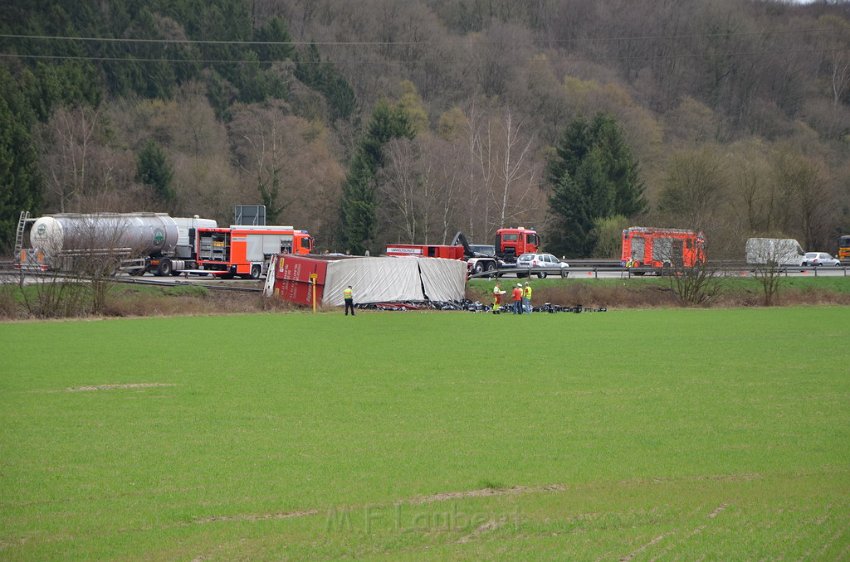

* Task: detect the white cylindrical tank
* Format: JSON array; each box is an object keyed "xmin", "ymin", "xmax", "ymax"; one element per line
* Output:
[
  {"xmin": 172, "ymin": 216, "xmax": 218, "ymax": 248},
  {"xmin": 29, "ymin": 213, "xmax": 179, "ymax": 258}
]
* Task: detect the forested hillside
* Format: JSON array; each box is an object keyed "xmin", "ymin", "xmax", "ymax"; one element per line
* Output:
[{"xmin": 2, "ymin": 0, "xmax": 849, "ymax": 258}]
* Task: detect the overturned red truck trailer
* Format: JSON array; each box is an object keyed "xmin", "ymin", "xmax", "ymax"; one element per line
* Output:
[{"xmin": 270, "ymin": 254, "xmax": 466, "ymax": 307}]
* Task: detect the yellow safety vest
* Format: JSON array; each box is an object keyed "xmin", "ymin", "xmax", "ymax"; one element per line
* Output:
[
  {"xmin": 524, "ymin": 286, "xmax": 532, "ymax": 299},
  {"xmin": 343, "ymin": 288, "xmax": 353, "ymax": 299}
]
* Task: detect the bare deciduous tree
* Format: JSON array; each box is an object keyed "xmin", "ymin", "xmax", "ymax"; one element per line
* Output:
[
  {"xmin": 495, "ymin": 107, "xmax": 537, "ymax": 229},
  {"xmin": 772, "ymin": 150, "xmax": 833, "ymax": 250},
  {"xmin": 464, "ymin": 104, "xmax": 544, "ymax": 241},
  {"xmin": 669, "ymin": 258, "xmax": 724, "ymax": 306},
  {"xmin": 41, "ymin": 106, "xmax": 100, "ymax": 212},
  {"xmin": 748, "ymin": 241, "xmax": 790, "ymax": 306},
  {"xmin": 378, "ymin": 138, "xmax": 420, "ymax": 243},
  {"xmin": 377, "ymin": 134, "xmax": 465, "ymax": 246},
  {"xmin": 659, "ymin": 147, "xmax": 728, "ymax": 232},
  {"xmin": 20, "ymin": 212, "xmax": 133, "ymax": 317}
]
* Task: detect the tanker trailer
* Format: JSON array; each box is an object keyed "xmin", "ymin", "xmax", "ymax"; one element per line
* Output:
[
  {"xmin": 28, "ymin": 213, "xmax": 179, "ymax": 274},
  {"xmin": 144, "ymin": 215, "xmax": 218, "ymax": 276}
]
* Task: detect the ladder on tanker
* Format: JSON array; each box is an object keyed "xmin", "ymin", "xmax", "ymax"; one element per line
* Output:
[{"xmin": 13, "ymin": 211, "xmax": 30, "ymax": 263}]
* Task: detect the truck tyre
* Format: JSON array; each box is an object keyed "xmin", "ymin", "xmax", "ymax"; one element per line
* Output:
[
  {"xmin": 158, "ymin": 259, "xmax": 173, "ymax": 276},
  {"xmin": 537, "ymin": 272, "xmax": 547, "ymax": 279},
  {"xmin": 474, "ymin": 262, "xmax": 484, "ymax": 274},
  {"xmin": 250, "ymin": 264, "xmax": 262, "ymax": 279}
]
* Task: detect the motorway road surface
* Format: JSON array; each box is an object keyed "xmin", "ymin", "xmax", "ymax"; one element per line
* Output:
[{"xmin": 3, "ymin": 266, "xmax": 847, "ymax": 286}]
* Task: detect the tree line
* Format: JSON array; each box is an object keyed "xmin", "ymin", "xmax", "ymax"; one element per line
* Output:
[{"xmin": 1, "ymin": 0, "xmax": 849, "ymax": 259}]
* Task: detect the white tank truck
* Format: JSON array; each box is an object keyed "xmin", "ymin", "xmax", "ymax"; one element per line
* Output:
[{"xmin": 20, "ymin": 212, "xmax": 217, "ymax": 276}]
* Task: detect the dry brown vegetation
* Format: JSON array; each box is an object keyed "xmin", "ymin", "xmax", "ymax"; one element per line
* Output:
[
  {"xmin": 467, "ymin": 280, "xmax": 850, "ymax": 310},
  {"xmin": 2, "ymin": 278, "xmax": 849, "ymax": 322}
]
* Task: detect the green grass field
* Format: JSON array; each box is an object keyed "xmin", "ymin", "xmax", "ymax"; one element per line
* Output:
[{"xmin": 2, "ymin": 308, "xmax": 850, "ymax": 560}]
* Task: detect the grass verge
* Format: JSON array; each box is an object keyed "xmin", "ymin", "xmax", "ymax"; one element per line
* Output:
[{"xmin": 468, "ymin": 276, "xmax": 850, "ymax": 308}]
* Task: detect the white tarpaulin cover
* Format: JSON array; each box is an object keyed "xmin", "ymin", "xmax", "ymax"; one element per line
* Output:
[
  {"xmin": 418, "ymin": 257, "xmax": 467, "ymax": 302},
  {"xmin": 322, "ymin": 257, "xmax": 465, "ymax": 306}
]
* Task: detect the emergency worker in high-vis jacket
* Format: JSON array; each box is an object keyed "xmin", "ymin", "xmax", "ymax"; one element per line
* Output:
[
  {"xmin": 492, "ymin": 282, "xmax": 503, "ymax": 313},
  {"xmin": 343, "ymin": 285, "xmax": 355, "ymax": 316}
]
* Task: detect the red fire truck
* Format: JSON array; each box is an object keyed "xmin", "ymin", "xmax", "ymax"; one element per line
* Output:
[
  {"xmin": 621, "ymin": 227, "xmax": 705, "ymax": 269},
  {"xmin": 196, "ymin": 225, "xmax": 313, "ymax": 279}
]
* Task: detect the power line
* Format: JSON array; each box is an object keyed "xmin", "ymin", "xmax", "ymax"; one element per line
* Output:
[
  {"xmin": 0, "ymin": 52, "xmax": 406, "ymax": 66},
  {"xmin": 0, "ymin": 25, "xmax": 844, "ymax": 48},
  {"xmin": 0, "ymin": 33, "xmax": 423, "ymax": 46},
  {"xmin": 1, "ymin": 45, "xmax": 844, "ymax": 67}
]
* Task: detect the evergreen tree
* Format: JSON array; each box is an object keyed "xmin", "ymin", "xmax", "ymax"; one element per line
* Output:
[
  {"xmin": 255, "ymin": 17, "xmax": 295, "ymax": 66},
  {"xmin": 136, "ymin": 140, "xmax": 175, "ymax": 206},
  {"xmin": 205, "ymin": 69, "xmax": 235, "ymax": 121},
  {"xmin": 546, "ymin": 113, "xmax": 646, "ymax": 258},
  {"xmin": 0, "ymin": 67, "xmax": 42, "ymax": 252},
  {"xmin": 258, "ymin": 165, "xmax": 284, "ymax": 225},
  {"xmin": 295, "ymin": 44, "xmax": 356, "ymax": 121},
  {"xmin": 339, "ymin": 101, "xmax": 413, "ymax": 254}
]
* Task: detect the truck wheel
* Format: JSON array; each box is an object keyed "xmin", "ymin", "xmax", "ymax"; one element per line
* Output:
[
  {"xmin": 250, "ymin": 264, "xmax": 262, "ymax": 279},
  {"xmin": 158, "ymin": 259, "xmax": 172, "ymax": 276},
  {"xmin": 474, "ymin": 262, "xmax": 484, "ymax": 274},
  {"xmin": 537, "ymin": 272, "xmax": 547, "ymax": 279}
]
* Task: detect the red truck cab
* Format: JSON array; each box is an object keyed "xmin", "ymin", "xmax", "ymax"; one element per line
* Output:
[{"xmin": 495, "ymin": 227, "xmax": 540, "ymax": 262}]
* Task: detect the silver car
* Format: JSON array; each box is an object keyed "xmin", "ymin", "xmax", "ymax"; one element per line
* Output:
[
  {"xmin": 516, "ymin": 253, "xmax": 570, "ymax": 278},
  {"xmin": 801, "ymin": 252, "xmax": 841, "ymax": 267}
]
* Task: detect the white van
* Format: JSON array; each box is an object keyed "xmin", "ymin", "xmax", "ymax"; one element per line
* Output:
[{"xmin": 745, "ymin": 238, "xmax": 804, "ymax": 266}]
